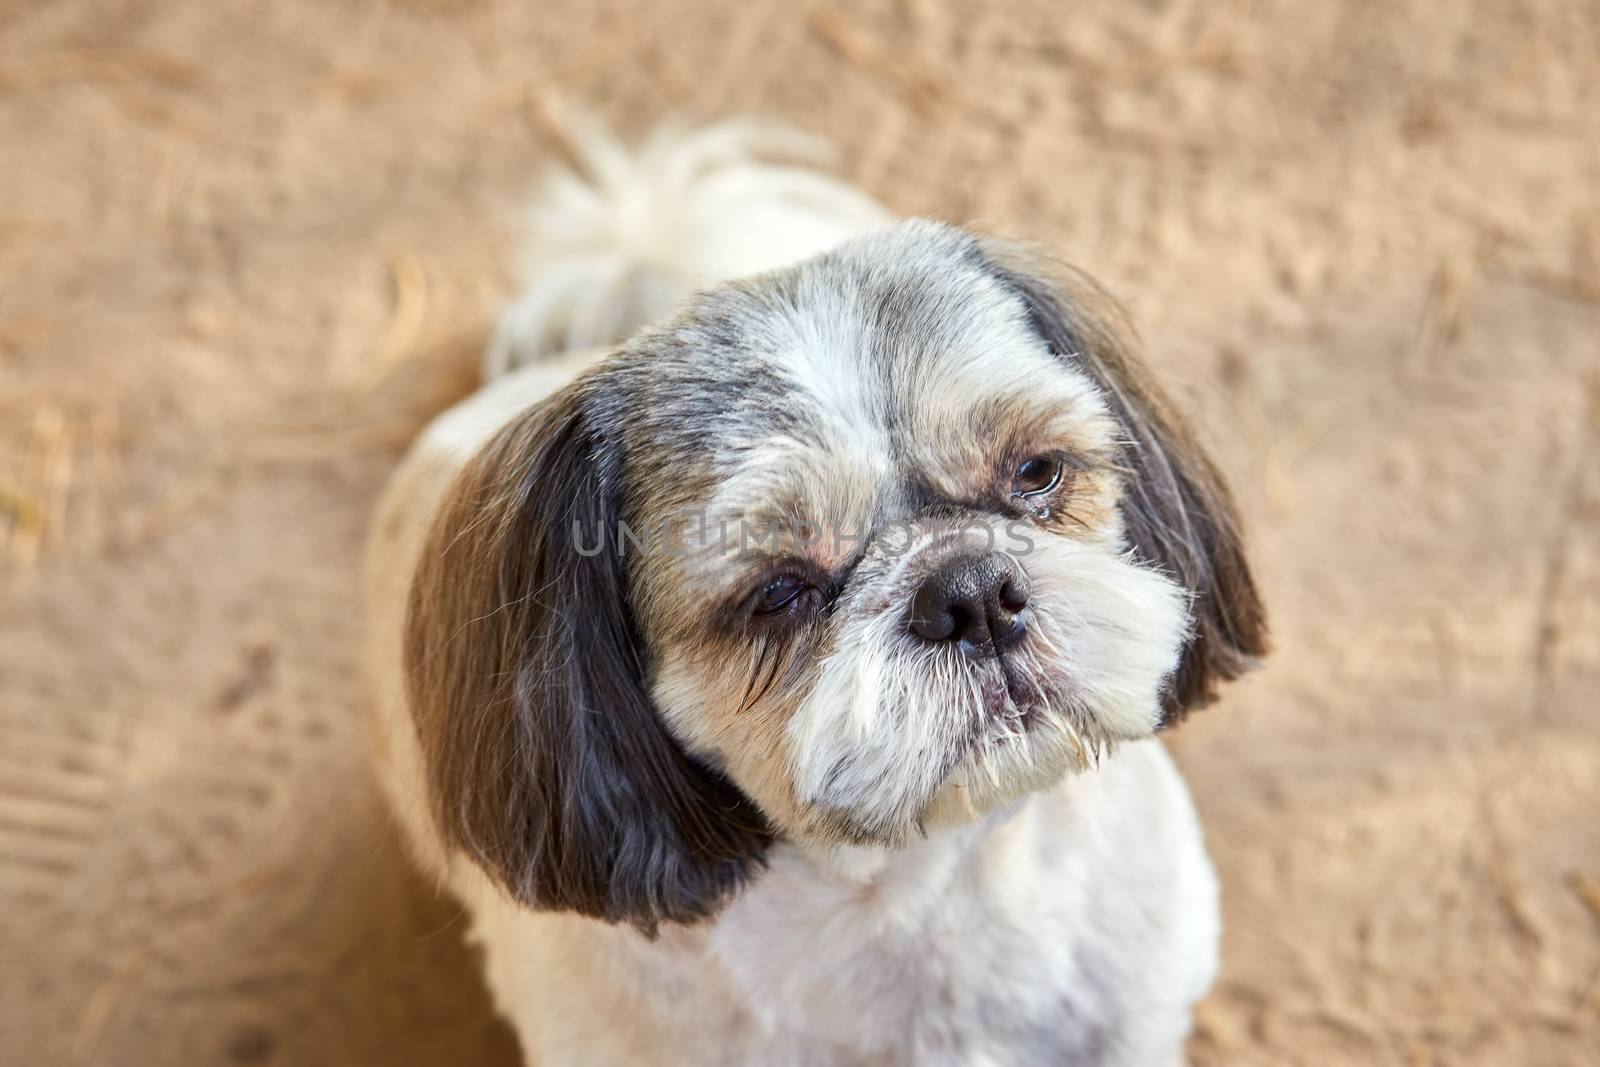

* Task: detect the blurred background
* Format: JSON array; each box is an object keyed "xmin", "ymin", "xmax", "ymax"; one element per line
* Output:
[{"xmin": 2, "ymin": 1, "xmax": 1597, "ymax": 1064}]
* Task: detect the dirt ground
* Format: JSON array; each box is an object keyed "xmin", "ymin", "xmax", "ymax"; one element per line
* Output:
[{"xmin": 2, "ymin": 0, "xmax": 1598, "ymax": 1064}]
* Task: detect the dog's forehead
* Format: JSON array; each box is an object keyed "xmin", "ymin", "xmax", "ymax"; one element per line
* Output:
[{"xmin": 637, "ymin": 227, "xmax": 1073, "ymax": 461}]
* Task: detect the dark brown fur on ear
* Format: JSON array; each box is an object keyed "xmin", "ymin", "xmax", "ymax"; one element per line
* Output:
[
  {"xmin": 404, "ymin": 382, "xmax": 771, "ymax": 934},
  {"xmin": 979, "ymin": 238, "xmax": 1269, "ymax": 722}
]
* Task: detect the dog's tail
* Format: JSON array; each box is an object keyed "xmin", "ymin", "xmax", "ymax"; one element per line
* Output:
[{"xmin": 483, "ymin": 116, "xmax": 892, "ymax": 379}]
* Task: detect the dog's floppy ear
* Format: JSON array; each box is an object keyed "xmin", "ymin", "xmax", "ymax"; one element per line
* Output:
[
  {"xmin": 979, "ymin": 238, "xmax": 1268, "ymax": 722},
  {"xmin": 403, "ymin": 382, "xmax": 771, "ymax": 933}
]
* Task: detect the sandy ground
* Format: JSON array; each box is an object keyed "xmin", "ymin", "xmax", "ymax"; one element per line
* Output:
[{"xmin": 2, "ymin": 0, "xmax": 1598, "ymax": 1064}]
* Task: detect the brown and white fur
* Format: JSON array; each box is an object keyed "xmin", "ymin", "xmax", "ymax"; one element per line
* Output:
[{"xmin": 364, "ymin": 120, "xmax": 1267, "ymax": 1066}]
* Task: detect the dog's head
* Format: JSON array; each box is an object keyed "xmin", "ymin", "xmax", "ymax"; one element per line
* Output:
[{"xmin": 405, "ymin": 221, "xmax": 1267, "ymax": 932}]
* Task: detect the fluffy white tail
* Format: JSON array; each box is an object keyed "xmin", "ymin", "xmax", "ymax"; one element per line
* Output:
[{"xmin": 483, "ymin": 117, "xmax": 892, "ymax": 379}]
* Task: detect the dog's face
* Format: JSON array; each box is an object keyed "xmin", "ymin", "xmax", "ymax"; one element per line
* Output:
[
  {"xmin": 406, "ymin": 222, "xmax": 1266, "ymax": 932},
  {"xmin": 632, "ymin": 232, "xmax": 1192, "ymax": 845}
]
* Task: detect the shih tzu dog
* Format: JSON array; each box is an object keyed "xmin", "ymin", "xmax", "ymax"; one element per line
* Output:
[{"xmin": 364, "ymin": 120, "xmax": 1266, "ymax": 1066}]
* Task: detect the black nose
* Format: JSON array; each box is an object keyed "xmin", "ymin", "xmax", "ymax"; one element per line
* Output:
[{"xmin": 908, "ymin": 552, "xmax": 1030, "ymax": 655}]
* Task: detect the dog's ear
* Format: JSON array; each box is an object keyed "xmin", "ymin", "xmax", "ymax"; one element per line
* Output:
[
  {"xmin": 978, "ymin": 238, "xmax": 1268, "ymax": 723},
  {"xmin": 403, "ymin": 382, "xmax": 771, "ymax": 934}
]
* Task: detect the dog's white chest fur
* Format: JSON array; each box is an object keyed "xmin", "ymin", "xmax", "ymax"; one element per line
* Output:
[{"xmin": 453, "ymin": 741, "xmax": 1216, "ymax": 1067}]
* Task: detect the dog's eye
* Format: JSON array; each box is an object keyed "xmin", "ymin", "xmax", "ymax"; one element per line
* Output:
[
  {"xmin": 754, "ymin": 574, "xmax": 808, "ymax": 614},
  {"xmin": 1011, "ymin": 456, "xmax": 1062, "ymax": 497}
]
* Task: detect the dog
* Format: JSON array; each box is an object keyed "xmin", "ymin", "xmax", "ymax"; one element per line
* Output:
[{"xmin": 363, "ymin": 119, "xmax": 1267, "ymax": 1066}]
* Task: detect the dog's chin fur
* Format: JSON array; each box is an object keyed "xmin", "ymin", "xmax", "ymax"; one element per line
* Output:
[{"xmin": 364, "ymin": 120, "xmax": 1266, "ymax": 1066}]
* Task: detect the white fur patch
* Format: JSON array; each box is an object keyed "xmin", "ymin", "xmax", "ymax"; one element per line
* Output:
[
  {"xmin": 783, "ymin": 523, "xmax": 1189, "ymax": 840},
  {"xmin": 486, "ymin": 117, "xmax": 891, "ymax": 377}
]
